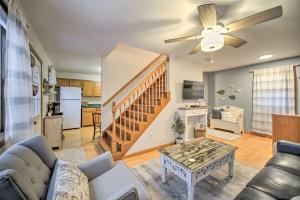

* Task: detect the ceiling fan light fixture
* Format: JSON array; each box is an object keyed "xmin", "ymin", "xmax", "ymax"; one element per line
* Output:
[{"xmin": 200, "ymin": 28, "xmax": 224, "ymax": 52}]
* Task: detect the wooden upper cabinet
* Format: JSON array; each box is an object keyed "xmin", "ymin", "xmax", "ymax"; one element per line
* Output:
[
  {"xmin": 93, "ymin": 81, "xmax": 101, "ymax": 97},
  {"xmin": 69, "ymin": 79, "xmax": 82, "ymax": 88},
  {"xmin": 57, "ymin": 78, "xmax": 101, "ymax": 97},
  {"xmin": 83, "ymin": 80, "xmax": 94, "ymax": 97},
  {"xmin": 56, "ymin": 78, "xmax": 69, "ymax": 87}
]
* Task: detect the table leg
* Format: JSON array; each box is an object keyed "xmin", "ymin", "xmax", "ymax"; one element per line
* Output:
[
  {"xmin": 187, "ymin": 185, "xmax": 194, "ymax": 200},
  {"xmin": 161, "ymin": 165, "xmax": 167, "ymax": 184},
  {"xmin": 228, "ymin": 160, "xmax": 234, "ymax": 178}
]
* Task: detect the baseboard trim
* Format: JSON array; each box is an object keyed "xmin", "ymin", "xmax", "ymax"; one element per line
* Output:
[
  {"xmin": 250, "ymin": 131, "xmax": 272, "ymax": 138},
  {"xmin": 124, "ymin": 142, "xmax": 175, "ymax": 158}
]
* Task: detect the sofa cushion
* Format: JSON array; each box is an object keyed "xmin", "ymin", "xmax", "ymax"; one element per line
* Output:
[
  {"xmin": 89, "ymin": 161, "xmax": 151, "ymax": 200},
  {"xmin": 247, "ymin": 166, "xmax": 300, "ymax": 199},
  {"xmin": 0, "ymin": 144, "xmax": 51, "ymax": 199},
  {"xmin": 46, "ymin": 159, "xmax": 89, "ymax": 200},
  {"xmin": 234, "ymin": 187, "xmax": 276, "ymax": 200},
  {"xmin": 0, "ymin": 169, "xmax": 39, "ymax": 200},
  {"xmin": 18, "ymin": 135, "xmax": 57, "ymax": 170},
  {"xmin": 266, "ymin": 153, "xmax": 300, "ymax": 177},
  {"xmin": 221, "ymin": 111, "xmax": 233, "ymax": 122},
  {"xmin": 212, "ymin": 108, "xmax": 223, "ymax": 119}
]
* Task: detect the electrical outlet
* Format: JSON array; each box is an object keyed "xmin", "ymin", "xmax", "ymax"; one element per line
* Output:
[{"xmin": 150, "ymin": 132, "xmax": 153, "ymax": 137}]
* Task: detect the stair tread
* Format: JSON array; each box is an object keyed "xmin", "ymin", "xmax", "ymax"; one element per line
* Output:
[
  {"xmin": 106, "ymin": 130, "xmax": 133, "ymax": 144},
  {"xmin": 126, "ymin": 110, "xmax": 155, "ymax": 115},
  {"xmin": 115, "ymin": 123, "xmax": 140, "ymax": 133},
  {"xmin": 98, "ymin": 137, "xmax": 111, "ymax": 152},
  {"xmin": 131, "ymin": 104, "xmax": 158, "ymax": 107}
]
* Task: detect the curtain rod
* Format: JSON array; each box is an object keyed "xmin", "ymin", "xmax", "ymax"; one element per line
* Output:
[{"xmin": 249, "ymin": 64, "xmax": 300, "ymax": 73}]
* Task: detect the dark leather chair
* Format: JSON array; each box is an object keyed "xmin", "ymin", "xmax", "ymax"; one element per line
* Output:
[{"xmin": 235, "ymin": 140, "xmax": 300, "ymax": 200}]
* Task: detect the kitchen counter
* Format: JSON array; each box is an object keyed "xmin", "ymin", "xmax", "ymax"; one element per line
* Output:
[
  {"xmin": 81, "ymin": 104, "xmax": 101, "ymax": 108},
  {"xmin": 81, "ymin": 105, "xmax": 101, "ymax": 127}
]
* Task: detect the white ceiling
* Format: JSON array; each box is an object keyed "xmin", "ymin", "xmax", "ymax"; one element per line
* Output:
[{"xmin": 20, "ymin": 0, "xmax": 300, "ymax": 73}]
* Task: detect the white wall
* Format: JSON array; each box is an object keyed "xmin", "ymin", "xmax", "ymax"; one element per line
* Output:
[
  {"xmin": 127, "ymin": 55, "xmax": 203, "ymax": 154},
  {"xmin": 102, "ymin": 44, "xmax": 160, "ymax": 130},
  {"xmin": 56, "ymin": 71, "xmax": 101, "ymax": 81},
  {"xmin": 19, "ymin": 1, "xmax": 53, "ymax": 134},
  {"xmin": 102, "ymin": 44, "xmax": 159, "ymax": 102}
]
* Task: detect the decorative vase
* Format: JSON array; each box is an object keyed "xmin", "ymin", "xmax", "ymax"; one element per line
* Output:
[{"xmin": 176, "ymin": 138, "xmax": 184, "ymax": 144}]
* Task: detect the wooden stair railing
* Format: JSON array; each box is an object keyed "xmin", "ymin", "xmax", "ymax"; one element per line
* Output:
[{"xmin": 99, "ymin": 55, "xmax": 170, "ymax": 160}]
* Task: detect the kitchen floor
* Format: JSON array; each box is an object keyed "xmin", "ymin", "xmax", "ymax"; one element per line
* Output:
[{"xmin": 62, "ymin": 126, "xmax": 102, "ymax": 160}]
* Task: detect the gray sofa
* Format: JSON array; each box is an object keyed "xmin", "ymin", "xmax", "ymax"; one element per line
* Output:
[{"xmin": 0, "ymin": 135, "xmax": 151, "ymax": 200}]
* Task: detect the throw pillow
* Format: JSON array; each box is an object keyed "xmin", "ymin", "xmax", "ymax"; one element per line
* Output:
[
  {"xmin": 221, "ymin": 111, "xmax": 233, "ymax": 122},
  {"xmin": 49, "ymin": 159, "xmax": 89, "ymax": 200},
  {"xmin": 212, "ymin": 108, "xmax": 224, "ymax": 119}
]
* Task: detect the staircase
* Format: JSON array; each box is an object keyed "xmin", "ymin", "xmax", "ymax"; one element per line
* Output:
[{"xmin": 99, "ymin": 55, "xmax": 170, "ymax": 160}]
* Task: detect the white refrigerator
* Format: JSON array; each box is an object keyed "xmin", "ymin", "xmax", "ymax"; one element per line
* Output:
[{"xmin": 60, "ymin": 87, "xmax": 81, "ymax": 129}]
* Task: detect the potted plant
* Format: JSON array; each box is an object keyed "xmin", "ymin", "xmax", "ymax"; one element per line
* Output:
[{"xmin": 171, "ymin": 112, "xmax": 185, "ymax": 144}]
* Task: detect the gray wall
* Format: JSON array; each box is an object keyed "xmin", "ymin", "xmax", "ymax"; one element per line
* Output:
[{"xmin": 205, "ymin": 56, "xmax": 300, "ymax": 131}]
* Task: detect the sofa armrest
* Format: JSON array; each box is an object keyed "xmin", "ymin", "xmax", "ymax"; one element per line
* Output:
[
  {"xmin": 277, "ymin": 140, "xmax": 300, "ymax": 156},
  {"xmin": 78, "ymin": 152, "xmax": 114, "ymax": 181},
  {"xmin": 106, "ymin": 184, "xmax": 139, "ymax": 200}
]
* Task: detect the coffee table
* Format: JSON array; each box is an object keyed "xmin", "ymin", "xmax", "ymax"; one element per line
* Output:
[{"xmin": 159, "ymin": 138, "xmax": 237, "ymax": 200}]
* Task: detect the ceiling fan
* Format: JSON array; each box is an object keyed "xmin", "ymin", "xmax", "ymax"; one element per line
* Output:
[{"xmin": 164, "ymin": 4, "xmax": 283, "ymax": 55}]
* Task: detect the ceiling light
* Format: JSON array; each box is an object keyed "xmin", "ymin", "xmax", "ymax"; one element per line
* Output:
[
  {"xmin": 258, "ymin": 54, "xmax": 273, "ymax": 60},
  {"xmin": 201, "ymin": 26, "xmax": 224, "ymax": 52}
]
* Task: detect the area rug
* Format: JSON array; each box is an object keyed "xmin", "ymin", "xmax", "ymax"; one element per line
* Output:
[
  {"xmin": 54, "ymin": 147, "xmax": 86, "ymax": 166},
  {"xmin": 131, "ymin": 159, "xmax": 258, "ymax": 200},
  {"xmin": 207, "ymin": 128, "xmax": 241, "ymax": 141}
]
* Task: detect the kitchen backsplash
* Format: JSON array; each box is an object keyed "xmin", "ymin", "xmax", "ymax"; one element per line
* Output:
[{"xmin": 82, "ymin": 96, "xmax": 101, "ymax": 104}]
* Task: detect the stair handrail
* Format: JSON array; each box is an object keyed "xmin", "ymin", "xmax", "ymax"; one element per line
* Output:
[
  {"xmin": 110, "ymin": 55, "xmax": 168, "ymax": 152},
  {"xmin": 103, "ymin": 54, "xmax": 161, "ymax": 106},
  {"xmin": 113, "ymin": 55, "xmax": 167, "ymax": 111}
]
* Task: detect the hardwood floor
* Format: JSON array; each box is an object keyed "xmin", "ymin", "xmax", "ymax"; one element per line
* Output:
[
  {"xmin": 62, "ymin": 127, "xmax": 102, "ymax": 160},
  {"xmin": 62, "ymin": 128, "xmax": 273, "ymax": 169},
  {"xmin": 123, "ymin": 132, "xmax": 273, "ymax": 169}
]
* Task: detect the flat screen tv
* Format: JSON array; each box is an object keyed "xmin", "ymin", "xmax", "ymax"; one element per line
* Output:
[{"xmin": 183, "ymin": 80, "xmax": 204, "ymax": 100}]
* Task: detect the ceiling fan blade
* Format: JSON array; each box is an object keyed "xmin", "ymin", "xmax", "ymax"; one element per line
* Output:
[
  {"xmin": 164, "ymin": 35, "xmax": 202, "ymax": 43},
  {"xmin": 197, "ymin": 4, "xmax": 217, "ymax": 28},
  {"xmin": 225, "ymin": 6, "xmax": 282, "ymax": 33},
  {"xmin": 224, "ymin": 34, "xmax": 247, "ymax": 48},
  {"xmin": 189, "ymin": 42, "xmax": 202, "ymax": 55}
]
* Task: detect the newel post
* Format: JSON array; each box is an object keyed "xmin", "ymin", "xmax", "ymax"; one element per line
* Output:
[{"xmin": 111, "ymin": 101, "xmax": 117, "ymax": 153}]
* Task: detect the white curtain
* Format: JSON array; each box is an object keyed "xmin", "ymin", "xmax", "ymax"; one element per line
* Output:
[
  {"xmin": 252, "ymin": 65, "xmax": 295, "ymax": 135},
  {"xmin": 5, "ymin": 0, "xmax": 33, "ymax": 145}
]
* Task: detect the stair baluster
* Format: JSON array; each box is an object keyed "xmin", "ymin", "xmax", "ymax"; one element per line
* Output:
[{"xmin": 102, "ymin": 55, "xmax": 170, "ymax": 159}]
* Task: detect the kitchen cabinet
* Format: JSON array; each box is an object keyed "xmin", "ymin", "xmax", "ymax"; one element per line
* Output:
[
  {"xmin": 44, "ymin": 115, "xmax": 63, "ymax": 148},
  {"xmin": 83, "ymin": 81, "xmax": 94, "ymax": 97},
  {"xmin": 69, "ymin": 79, "xmax": 82, "ymax": 88},
  {"xmin": 82, "ymin": 107, "xmax": 97, "ymax": 126},
  {"xmin": 57, "ymin": 78, "xmax": 101, "ymax": 97},
  {"xmin": 56, "ymin": 78, "xmax": 69, "ymax": 87},
  {"xmin": 93, "ymin": 81, "xmax": 101, "ymax": 96}
]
